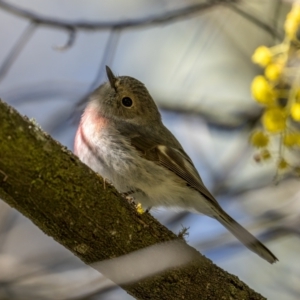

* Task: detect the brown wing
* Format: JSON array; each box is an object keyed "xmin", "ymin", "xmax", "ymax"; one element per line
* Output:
[{"xmin": 130, "ymin": 135, "xmax": 219, "ymax": 206}]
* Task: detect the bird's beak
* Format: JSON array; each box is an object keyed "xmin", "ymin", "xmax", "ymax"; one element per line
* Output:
[{"xmin": 106, "ymin": 66, "xmax": 117, "ymax": 91}]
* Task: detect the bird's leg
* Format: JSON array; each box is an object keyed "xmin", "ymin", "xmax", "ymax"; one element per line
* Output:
[
  {"xmin": 122, "ymin": 189, "xmax": 135, "ymax": 203},
  {"xmin": 122, "ymin": 190, "xmax": 147, "ymax": 214}
]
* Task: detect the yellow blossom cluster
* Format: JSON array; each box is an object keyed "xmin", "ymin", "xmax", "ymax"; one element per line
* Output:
[
  {"xmin": 285, "ymin": 3, "xmax": 300, "ymax": 40},
  {"xmin": 250, "ymin": 2, "xmax": 300, "ymax": 173}
]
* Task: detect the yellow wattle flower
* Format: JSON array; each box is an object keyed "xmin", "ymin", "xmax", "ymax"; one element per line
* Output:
[
  {"xmin": 250, "ymin": 131, "xmax": 269, "ymax": 148},
  {"xmin": 265, "ymin": 63, "xmax": 283, "ymax": 81},
  {"xmin": 285, "ymin": 18, "xmax": 299, "ymax": 39},
  {"xmin": 262, "ymin": 108, "xmax": 286, "ymax": 133},
  {"xmin": 251, "ymin": 76, "xmax": 275, "ymax": 106},
  {"xmin": 278, "ymin": 158, "xmax": 289, "ymax": 170},
  {"xmin": 291, "ymin": 103, "xmax": 300, "ymax": 121},
  {"xmin": 284, "ymin": 4, "xmax": 300, "ymax": 39},
  {"xmin": 284, "ymin": 133, "xmax": 300, "ymax": 147},
  {"xmin": 252, "ymin": 46, "xmax": 272, "ymax": 67},
  {"xmin": 261, "ymin": 149, "xmax": 271, "ymax": 160}
]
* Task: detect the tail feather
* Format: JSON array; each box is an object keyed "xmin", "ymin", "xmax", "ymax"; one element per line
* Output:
[{"xmin": 214, "ymin": 209, "xmax": 278, "ymax": 264}]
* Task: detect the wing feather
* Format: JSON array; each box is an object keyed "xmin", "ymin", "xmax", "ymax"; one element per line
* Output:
[{"xmin": 130, "ymin": 135, "xmax": 219, "ymax": 206}]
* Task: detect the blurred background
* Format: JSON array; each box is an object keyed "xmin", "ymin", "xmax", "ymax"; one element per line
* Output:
[{"xmin": 0, "ymin": 0, "xmax": 299, "ymax": 299}]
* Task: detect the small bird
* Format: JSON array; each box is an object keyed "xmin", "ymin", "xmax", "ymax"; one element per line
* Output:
[{"xmin": 74, "ymin": 66, "xmax": 278, "ymax": 264}]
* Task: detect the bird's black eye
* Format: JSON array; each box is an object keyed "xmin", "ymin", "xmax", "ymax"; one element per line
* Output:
[{"xmin": 122, "ymin": 97, "xmax": 133, "ymax": 107}]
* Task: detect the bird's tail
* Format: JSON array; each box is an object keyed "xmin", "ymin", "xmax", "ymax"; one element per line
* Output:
[{"xmin": 213, "ymin": 208, "xmax": 278, "ymax": 264}]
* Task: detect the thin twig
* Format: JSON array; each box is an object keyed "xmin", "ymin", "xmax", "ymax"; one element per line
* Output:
[
  {"xmin": 225, "ymin": 2, "xmax": 284, "ymax": 40},
  {"xmin": 72, "ymin": 28, "xmax": 121, "ymax": 124},
  {"xmin": 0, "ymin": 1, "xmax": 215, "ymax": 30},
  {"xmin": 0, "ymin": 0, "xmax": 250, "ymax": 31},
  {"xmin": 89, "ymin": 29, "xmax": 120, "ymax": 91},
  {"xmin": 0, "ymin": 22, "xmax": 36, "ymax": 83},
  {"xmin": 53, "ymin": 27, "xmax": 77, "ymax": 51}
]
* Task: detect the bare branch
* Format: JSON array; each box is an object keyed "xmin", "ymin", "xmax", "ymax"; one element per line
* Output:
[
  {"xmin": 225, "ymin": 2, "xmax": 283, "ymax": 39},
  {"xmin": 89, "ymin": 29, "xmax": 121, "ymax": 91},
  {"xmin": 0, "ymin": 22, "xmax": 36, "ymax": 82},
  {"xmin": 74, "ymin": 28, "xmax": 121, "ymax": 115},
  {"xmin": 0, "ymin": 0, "xmax": 279, "ymax": 37},
  {"xmin": 53, "ymin": 27, "xmax": 77, "ymax": 51},
  {"xmin": 0, "ymin": 1, "xmax": 218, "ymax": 30}
]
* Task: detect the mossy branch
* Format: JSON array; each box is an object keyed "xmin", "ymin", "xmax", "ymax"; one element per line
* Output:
[{"xmin": 0, "ymin": 99, "xmax": 265, "ymax": 300}]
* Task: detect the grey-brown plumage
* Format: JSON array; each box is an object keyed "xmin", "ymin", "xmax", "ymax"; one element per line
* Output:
[{"xmin": 74, "ymin": 66, "xmax": 278, "ymax": 264}]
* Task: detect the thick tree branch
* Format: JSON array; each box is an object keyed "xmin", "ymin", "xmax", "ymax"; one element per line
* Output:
[{"xmin": 0, "ymin": 99, "xmax": 265, "ymax": 300}]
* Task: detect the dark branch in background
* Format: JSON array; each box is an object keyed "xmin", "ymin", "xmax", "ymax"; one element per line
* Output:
[
  {"xmin": 0, "ymin": 0, "xmax": 284, "ymax": 97},
  {"xmin": 0, "ymin": 1, "xmax": 218, "ymax": 30},
  {"xmin": 89, "ymin": 29, "xmax": 120, "ymax": 91},
  {"xmin": 70, "ymin": 29, "xmax": 121, "ymax": 131},
  {"xmin": 0, "ymin": 98, "xmax": 267, "ymax": 299},
  {"xmin": 74, "ymin": 28, "xmax": 121, "ymax": 114},
  {"xmin": 272, "ymin": 0, "xmax": 285, "ymax": 43},
  {"xmin": 0, "ymin": 0, "xmax": 282, "ymax": 38},
  {"xmin": 53, "ymin": 27, "xmax": 77, "ymax": 51},
  {"xmin": 0, "ymin": 22, "xmax": 36, "ymax": 82},
  {"xmin": 0, "ymin": 0, "xmax": 284, "ymax": 121},
  {"xmin": 225, "ymin": 2, "xmax": 284, "ymax": 40}
]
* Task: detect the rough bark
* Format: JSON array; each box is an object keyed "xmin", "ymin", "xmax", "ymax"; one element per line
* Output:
[{"xmin": 0, "ymin": 99, "xmax": 266, "ymax": 300}]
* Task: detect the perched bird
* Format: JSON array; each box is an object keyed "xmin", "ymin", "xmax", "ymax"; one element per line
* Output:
[{"xmin": 74, "ymin": 66, "xmax": 278, "ymax": 264}]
